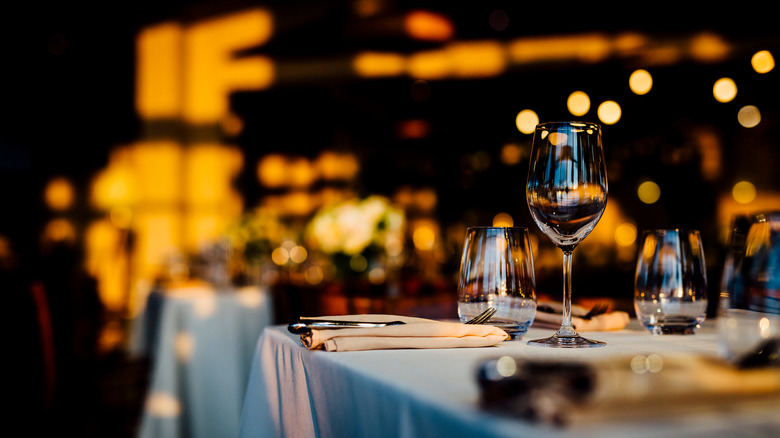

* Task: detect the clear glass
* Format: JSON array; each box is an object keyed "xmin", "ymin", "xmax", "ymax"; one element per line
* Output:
[
  {"xmin": 526, "ymin": 121, "xmax": 607, "ymax": 348},
  {"xmin": 457, "ymin": 227, "xmax": 537, "ymax": 340},
  {"xmin": 634, "ymin": 229, "xmax": 708, "ymax": 335},
  {"xmin": 718, "ymin": 212, "xmax": 780, "ymax": 360}
]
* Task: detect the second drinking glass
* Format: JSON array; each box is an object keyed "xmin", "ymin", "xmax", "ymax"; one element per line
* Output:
[{"xmin": 457, "ymin": 227, "xmax": 537, "ymax": 340}]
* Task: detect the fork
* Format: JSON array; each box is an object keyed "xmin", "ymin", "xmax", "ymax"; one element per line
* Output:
[
  {"xmin": 465, "ymin": 307, "xmax": 497, "ymax": 325},
  {"xmin": 580, "ymin": 302, "xmax": 609, "ymax": 320}
]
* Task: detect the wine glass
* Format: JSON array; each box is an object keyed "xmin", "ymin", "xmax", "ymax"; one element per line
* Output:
[{"xmin": 526, "ymin": 121, "xmax": 608, "ymax": 348}]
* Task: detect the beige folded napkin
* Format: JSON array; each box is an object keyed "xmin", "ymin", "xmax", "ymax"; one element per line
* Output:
[
  {"xmin": 299, "ymin": 314, "xmax": 509, "ymax": 352},
  {"xmin": 533, "ymin": 309, "xmax": 630, "ymax": 331}
]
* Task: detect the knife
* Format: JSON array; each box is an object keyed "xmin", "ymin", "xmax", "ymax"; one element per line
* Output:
[{"xmin": 288, "ymin": 318, "xmax": 406, "ymax": 334}]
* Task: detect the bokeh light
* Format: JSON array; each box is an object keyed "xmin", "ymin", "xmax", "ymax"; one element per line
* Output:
[
  {"xmin": 567, "ymin": 91, "xmax": 590, "ymax": 116},
  {"xmin": 629, "ymin": 69, "xmax": 652, "ymax": 95},
  {"xmin": 751, "ymin": 50, "xmax": 775, "ymax": 74},
  {"xmin": 713, "ymin": 77, "xmax": 737, "ymax": 103},
  {"xmin": 597, "ymin": 100, "xmax": 621, "ymax": 125},
  {"xmin": 45, "ymin": 177, "xmax": 75, "ymax": 210},
  {"xmin": 737, "ymin": 105, "xmax": 761, "ymax": 128},
  {"xmin": 492, "ymin": 212, "xmax": 513, "ymax": 227},
  {"xmin": 515, "ymin": 109, "xmax": 539, "ymax": 134},
  {"xmin": 614, "ymin": 222, "xmax": 637, "ymax": 246},
  {"xmin": 732, "ymin": 181, "xmax": 756, "ymax": 204},
  {"xmin": 637, "ymin": 181, "xmax": 661, "ymax": 204}
]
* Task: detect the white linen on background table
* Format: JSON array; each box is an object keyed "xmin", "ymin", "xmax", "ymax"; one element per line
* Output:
[
  {"xmin": 238, "ymin": 322, "xmax": 780, "ymax": 438},
  {"xmin": 133, "ymin": 285, "xmax": 273, "ymax": 438}
]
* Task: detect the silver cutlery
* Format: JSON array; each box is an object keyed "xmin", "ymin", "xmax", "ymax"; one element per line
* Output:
[{"xmin": 288, "ymin": 306, "xmax": 498, "ymax": 335}]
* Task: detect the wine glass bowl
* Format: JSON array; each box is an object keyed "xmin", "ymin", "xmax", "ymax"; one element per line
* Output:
[{"xmin": 526, "ymin": 121, "xmax": 608, "ymax": 348}]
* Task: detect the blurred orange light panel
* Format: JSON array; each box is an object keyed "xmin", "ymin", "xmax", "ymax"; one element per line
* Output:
[
  {"xmin": 183, "ymin": 9, "xmax": 275, "ymax": 124},
  {"xmin": 353, "ymin": 52, "xmax": 406, "ymax": 77},
  {"xmin": 136, "ymin": 22, "xmax": 182, "ymax": 119},
  {"xmin": 404, "ymin": 10, "xmax": 454, "ymax": 41}
]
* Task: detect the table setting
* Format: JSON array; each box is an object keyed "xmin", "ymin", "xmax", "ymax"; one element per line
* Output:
[{"xmin": 237, "ymin": 121, "xmax": 780, "ymax": 438}]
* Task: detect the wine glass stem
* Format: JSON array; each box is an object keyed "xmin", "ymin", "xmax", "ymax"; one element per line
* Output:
[{"xmin": 558, "ymin": 250, "xmax": 577, "ymax": 337}]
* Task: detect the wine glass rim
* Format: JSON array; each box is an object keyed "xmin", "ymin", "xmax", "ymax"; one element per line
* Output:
[
  {"xmin": 536, "ymin": 121, "xmax": 601, "ymax": 128},
  {"xmin": 466, "ymin": 226, "xmax": 529, "ymax": 231}
]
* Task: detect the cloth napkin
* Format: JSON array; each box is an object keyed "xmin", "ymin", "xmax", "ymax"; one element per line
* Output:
[
  {"xmin": 298, "ymin": 314, "xmax": 509, "ymax": 352},
  {"xmin": 533, "ymin": 301, "xmax": 630, "ymax": 331},
  {"xmin": 478, "ymin": 353, "xmax": 780, "ymax": 426}
]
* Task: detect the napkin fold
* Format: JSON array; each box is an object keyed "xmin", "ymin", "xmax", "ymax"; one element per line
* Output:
[
  {"xmin": 298, "ymin": 314, "xmax": 509, "ymax": 352},
  {"xmin": 533, "ymin": 300, "xmax": 630, "ymax": 331},
  {"xmin": 478, "ymin": 353, "xmax": 780, "ymax": 426},
  {"xmin": 533, "ymin": 309, "xmax": 630, "ymax": 331}
]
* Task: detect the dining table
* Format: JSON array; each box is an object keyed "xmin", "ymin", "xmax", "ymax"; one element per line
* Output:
[
  {"xmin": 130, "ymin": 282, "xmax": 273, "ymax": 438},
  {"xmin": 237, "ymin": 319, "xmax": 780, "ymax": 438}
]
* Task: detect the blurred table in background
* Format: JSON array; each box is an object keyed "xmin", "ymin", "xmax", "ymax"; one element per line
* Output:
[{"xmin": 130, "ymin": 282, "xmax": 272, "ymax": 438}]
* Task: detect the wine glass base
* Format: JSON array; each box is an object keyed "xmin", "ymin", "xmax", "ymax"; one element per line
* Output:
[{"xmin": 527, "ymin": 334, "xmax": 606, "ymax": 348}]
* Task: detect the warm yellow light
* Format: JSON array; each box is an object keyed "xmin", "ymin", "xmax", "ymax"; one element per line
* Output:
[
  {"xmin": 136, "ymin": 22, "xmax": 182, "ymax": 119},
  {"xmin": 257, "ymin": 154, "xmax": 288, "ymax": 187},
  {"xmin": 91, "ymin": 164, "xmax": 137, "ymax": 209},
  {"xmin": 289, "ymin": 246, "xmax": 308, "ymax": 264},
  {"xmin": 597, "ymin": 100, "xmax": 621, "ymax": 125},
  {"xmin": 412, "ymin": 223, "xmax": 436, "ymax": 250},
  {"xmin": 732, "ymin": 181, "xmax": 756, "ymax": 204},
  {"xmin": 492, "ymin": 212, "xmax": 513, "ymax": 227},
  {"xmin": 404, "ymin": 10, "xmax": 454, "ymax": 41},
  {"xmin": 713, "ymin": 77, "xmax": 737, "ymax": 103},
  {"xmin": 317, "ymin": 152, "xmax": 359, "ymax": 180},
  {"xmin": 407, "ymin": 49, "xmax": 450, "ymax": 79},
  {"xmin": 353, "ymin": 52, "xmax": 406, "ymax": 77},
  {"xmin": 752, "ymin": 50, "xmax": 775, "ymax": 73},
  {"xmin": 567, "ymin": 91, "xmax": 590, "ymax": 116},
  {"xmin": 515, "ymin": 109, "xmax": 538, "ymax": 134},
  {"xmin": 305, "ymin": 266, "xmax": 324, "ymax": 285},
  {"xmin": 45, "ymin": 177, "xmax": 75, "ymax": 210},
  {"xmin": 507, "ymin": 33, "xmax": 611, "ymax": 64},
  {"xmin": 271, "ymin": 247, "xmax": 289, "ymax": 265},
  {"xmin": 637, "ymin": 181, "xmax": 661, "ymax": 204},
  {"xmin": 447, "ymin": 41, "xmax": 506, "ymax": 78},
  {"xmin": 738, "ymin": 105, "xmax": 761, "ymax": 128},
  {"xmin": 689, "ymin": 32, "xmax": 730, "ymax": 62},
  {"xmin": 500, "ymin": 143, "xmax": 523, "ymax": 165},
  {"xmin": 183, "ymin": 9, "xmax": 275, "ymax": 124},
  {"xmin": 287, "ymin": 158, "xmax": 317, "ymax": 188},
  {"xmin": 43, "ymin": 218, "xmax": 77, "ymax": 244},
  {"xmin": 614, "ymin": 222, "xmax": 637, "ymax": 246},
  {"xmin": 629, "ymin": 69, "xmax": 653, "ymax": 95}
]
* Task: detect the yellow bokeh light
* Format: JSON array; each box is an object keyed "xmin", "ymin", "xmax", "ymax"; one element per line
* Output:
[
  {"xmin": 257, "ymin": 154, "xmax": 288, "ymax": 187},
  {"xmin": 271, "ymin": 247, "xmax": 289, "ymax": 265},
  {"xmin": 412, "ymin": 223, "xmax": 436, "ymax": 250},
  {"xmin": 45, "ymin": 177, "xmax": 75, "ymax": 210},
  {"xmin": 713, "ymin": 77, "xmax": 737, "ymax": 103},
  {"xmin": 732, "ymin": 181, "xmax": 756, "ymax": 204},
  {"xmin": 614, "ymin": 222, "xmax": 637, "ymax": 246},
  {"xmin": 629, "ymin": 69, "xmax": 653, "ymax": 95},
  {"xmin": 353, "ymin": 52, "xmax": 406, "ymax": 77},
  {"xmin": 404, "ymin": 10, "xmax": 454, "ymax": 41},
  {"xmin": 43, "ymin": 218, "xmax": 77, "ymax": 244},
  {"xmin": 637, "ymin": 181, "xmax": 661, "ymax": 204},
  {"xmin": 567, "ymin": 91, "xmax": 590, "ymax": 116},
  {"xmin": 289, "ymin": 245, "xmax": 308, "ymax": 264},
  {"xmin": 597, "ymin": 100, "xmax": 621, "ymax": 125},
  {"xmin": 515, "ymin": 109, "xmax": 539, "ymax": 134},
  {"xmin": 492, "ymin": 212, "xmax": 514, "ymax": 227},
  {"xmin": 738, "ymin": 105, "xmax": 761, "ymax": 128},
  {"xmin": 752, "ymin": 50, "xmax": 775, "ymax": 74},
  {"xmin": 500, "ymin": 143, "xmax": 523, "ymax": 165}
]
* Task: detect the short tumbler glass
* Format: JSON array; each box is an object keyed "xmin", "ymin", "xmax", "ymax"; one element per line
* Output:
[
  {"xmin": 634, "ymin": 229, "xmax": 708, "ymax": 335},
  {"xmin": 457, "ymin": 227, "xmax": 537, "ymax": 339}
]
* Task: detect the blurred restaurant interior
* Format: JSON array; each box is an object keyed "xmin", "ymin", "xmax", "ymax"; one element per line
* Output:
[{"xmin": 4, "ymin": 0, "xmax": 780, "ymax": 436}]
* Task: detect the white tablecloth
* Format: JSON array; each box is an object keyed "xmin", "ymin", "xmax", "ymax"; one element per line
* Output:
[
  {"xmin": 132, "ymin": 284, "xmax": 273, "ymax": 438},
  {"xmin": 238, "ymin": 322, "xmax": 780, "ymax": 438}
]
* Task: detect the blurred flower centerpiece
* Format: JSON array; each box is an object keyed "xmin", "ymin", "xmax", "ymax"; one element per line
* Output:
[
  {"xmin": 305, "ymin": 195, "xmax": 405, "ymax": 290},
  {"xmin": 225, "ymin": 207, "xmax": 291, "ymax": 285}
]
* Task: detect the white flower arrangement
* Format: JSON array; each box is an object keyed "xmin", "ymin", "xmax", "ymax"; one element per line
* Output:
[{"xmin": 305, "ymin": 195, "xmax": 405, "ymax": 257}]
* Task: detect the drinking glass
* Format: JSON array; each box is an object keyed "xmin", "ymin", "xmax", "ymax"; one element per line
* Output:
[
  {"xmin": 526, "ymin": 121, "xmax": 607, "ymax": 347},
  {"xmin": 634, "ymin": 229, "xmax": 708, "ymax": 334},
  {"xmin": 718, "ymin": 211, "xmax": 780, "ymax": 361},
  {"xmin": 457, "ymin": 227, "xmax": 537, "ymax": 340}
]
